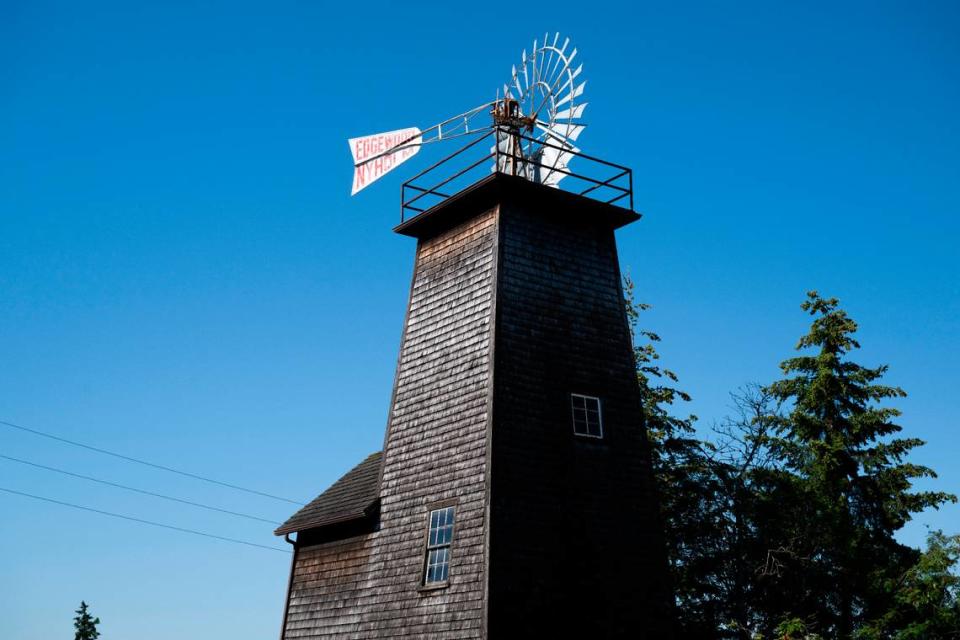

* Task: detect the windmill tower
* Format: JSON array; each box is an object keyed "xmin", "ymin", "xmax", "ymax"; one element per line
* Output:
[{"xmin": 276, "ymin": 35, "xmax": 675, "ymax": 638}]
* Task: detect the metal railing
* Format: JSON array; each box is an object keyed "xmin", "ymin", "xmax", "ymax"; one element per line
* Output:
[{"xmin": 400, "ymin": 128, "xmax": 633, "ymax": 223}]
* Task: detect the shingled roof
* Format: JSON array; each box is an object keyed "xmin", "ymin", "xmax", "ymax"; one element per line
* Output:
[{"xmin": 274, "ymin": 451, "xmax": 381, "ymax": 536}]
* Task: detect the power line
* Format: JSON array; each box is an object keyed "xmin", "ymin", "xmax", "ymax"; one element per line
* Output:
[
  {"xmin": 0, "ymin": 486, "xmax": 291, "ymax": 554},
  {"xmin": 0, "ymin": 419, "xmax": 303, "ymax": 505},
  {"xmin": 0, "ymin": 453, "xmax": 281, "ymax": 525}
]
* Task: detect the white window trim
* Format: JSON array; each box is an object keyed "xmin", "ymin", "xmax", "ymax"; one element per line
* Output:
[
  {"xmin": 422, "ymin": 506, "xmax": 455, "ymax": 586},
  {"xmin": 571, "ymin": 393, "xmax": 604, "ymax": 439}
]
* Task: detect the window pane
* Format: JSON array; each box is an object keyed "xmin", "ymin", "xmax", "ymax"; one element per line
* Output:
[
  {"xmin": 587, "ymin": 409, "xmax": 600, "ymax": 434},
  {"xmin": 572, "ymin": 394, "xmax": 603, "ymax": 438},
  {"xmin": 424, "ymin": 507, "xmax": 454, "ymax": 584},
  {"xmin": 427, "ymin": 507, "xmax": 455, "ymax": 548},
  {"xmin": 573, "ymin": 408, "xmax": 588, "ymax": 434},
  {"xmin": 425, "ymin": 547, "xmax": 450, "ymax": 584},
  {"xmin": 438, "ymin": 558, "xmax": 449, "ymax": 582}
]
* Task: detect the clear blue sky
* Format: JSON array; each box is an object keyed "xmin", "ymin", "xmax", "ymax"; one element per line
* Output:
[{"xmin": 1, "ymin": 1, "xmax": 958, "ymax": 638}]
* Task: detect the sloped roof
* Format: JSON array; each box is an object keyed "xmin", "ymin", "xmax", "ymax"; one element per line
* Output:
[{"xmin": 274, "ymin": 451, "xmax": 381, "ymax": 536}]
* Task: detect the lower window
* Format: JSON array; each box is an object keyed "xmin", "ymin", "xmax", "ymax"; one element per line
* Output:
[{"xmin": 423, "ymin": 506, "xmax": 455, "ymax": 585}]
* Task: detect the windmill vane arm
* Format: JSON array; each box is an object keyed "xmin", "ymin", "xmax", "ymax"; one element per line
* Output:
[
  {"xmin": 352, "ymin": 101, "xmax": 496, "ymax": 169},
  {"xmin": 354, "ymin": 128, "xmax": 493, "ymax": 168}
]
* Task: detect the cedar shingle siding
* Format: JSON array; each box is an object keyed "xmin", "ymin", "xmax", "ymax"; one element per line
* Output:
[
  {"xmin": 278, "ymin": 176, "xmax": 674, "ymax": 638},
  {"xmin": 487, "ymin": 199, "xmax": 674, "ymax": 637},
  {"xmin": 280, "ymin": 206, "xmax": 497, "ymax": 639}
]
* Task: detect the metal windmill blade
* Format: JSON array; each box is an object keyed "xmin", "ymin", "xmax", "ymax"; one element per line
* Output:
[{"xmin": 498, "ymin": 32, "xmax": 588, "ymax": 187}]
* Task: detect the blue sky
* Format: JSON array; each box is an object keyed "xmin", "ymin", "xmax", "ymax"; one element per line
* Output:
[{"xmin": 1, "ymin": 1, "xmax": 958, "ymax": 638}]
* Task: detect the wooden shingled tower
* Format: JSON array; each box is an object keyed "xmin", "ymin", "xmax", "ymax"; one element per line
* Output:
[{"xmin": 275, "ymin": 170, "xmax": 676, "ymax": 638}]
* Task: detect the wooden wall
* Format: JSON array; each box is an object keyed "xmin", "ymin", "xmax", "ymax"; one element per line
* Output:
[
  {"xmin": 487, "ymin": 200, "xmax": 675, "ymax": 637},
  {"xmin": 282, "ymin": 207, "xmax": 498, "ymax": 639}
]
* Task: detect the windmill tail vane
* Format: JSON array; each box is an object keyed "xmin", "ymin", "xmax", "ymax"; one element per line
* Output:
[
  {"xmin": 348, "ymin": 101, "xmax": 495, "ymax": 195},
  {"xmin": 349, "ymin": 126, "xmax": 423, "ymax": 196},
  {"xmin": 348, "ymin": 32, "xmax": 588, "ymax": 196}
]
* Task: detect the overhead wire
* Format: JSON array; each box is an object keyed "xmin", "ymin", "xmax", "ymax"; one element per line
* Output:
[
  {"xmin": 0, "ymin": 419, "xmax": 304, "ymax": 505},
  {"xmin": 0, "ymin": 486, "xmax": 291, "ymax": 553},
  {"xmin": 0, "ymin": 453, "xmax": 281, "ymax": 525}
]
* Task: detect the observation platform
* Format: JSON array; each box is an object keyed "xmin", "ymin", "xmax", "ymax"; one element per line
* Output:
[{"xmin": 395, "ymin": 127, "xmax": 637, "ymax": 238}]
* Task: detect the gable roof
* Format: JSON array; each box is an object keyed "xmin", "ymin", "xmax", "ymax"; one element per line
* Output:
[{"xmin": 274, "ymin": 451, "xmax": 382, "ymax": 536}]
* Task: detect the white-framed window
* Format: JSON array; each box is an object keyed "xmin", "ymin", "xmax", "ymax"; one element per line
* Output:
[
  {"xmin": 423, "ymin": 506, "xmax": 455, "ymax": 585},
  {"xmin": 571, "ymin": 393, "xmax": 603, "ymax": 438}
]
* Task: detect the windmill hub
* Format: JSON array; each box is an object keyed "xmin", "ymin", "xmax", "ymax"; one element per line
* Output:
[{"xmin": 491, "ymin": 98, "xmax": 534, "ymax": 132}]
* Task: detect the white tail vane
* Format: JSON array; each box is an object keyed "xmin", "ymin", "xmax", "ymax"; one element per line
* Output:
[
  {"xmin": 348, "ymin": 102, "xmax": 497, "ymax": 196},
  {"xmin": 349, "ymin": 127, "xmax": 422, "ymax": 195}
]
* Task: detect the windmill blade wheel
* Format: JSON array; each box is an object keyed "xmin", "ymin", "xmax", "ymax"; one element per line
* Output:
[{"xmin": 498, "ymin": 32, "xmax": 587, "ymax": 187}]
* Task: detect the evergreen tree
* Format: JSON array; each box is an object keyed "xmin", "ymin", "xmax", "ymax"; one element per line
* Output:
[
  {"xmin": 857, "ymin": 530, "xmax": 960, "ymax": 640},
  {"xmin": 765, "ymin": 292, "xmax": 955, "ymax": 639},
  {"xmin": 623, "ymin": 285, "xmax": 957, "ymax": 638},
  {"xmin": 73, "ymin": 601, "xmax": 100, "ymax": 640}
]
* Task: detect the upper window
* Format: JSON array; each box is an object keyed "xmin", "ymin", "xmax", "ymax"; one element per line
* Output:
[
  {"xmin": 571, "ymin": 394, "xmax": 603, "ymax": 438},
  {"xmin": 423, "ymin": 506, "xmax": 455, "ymax": 585}
]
